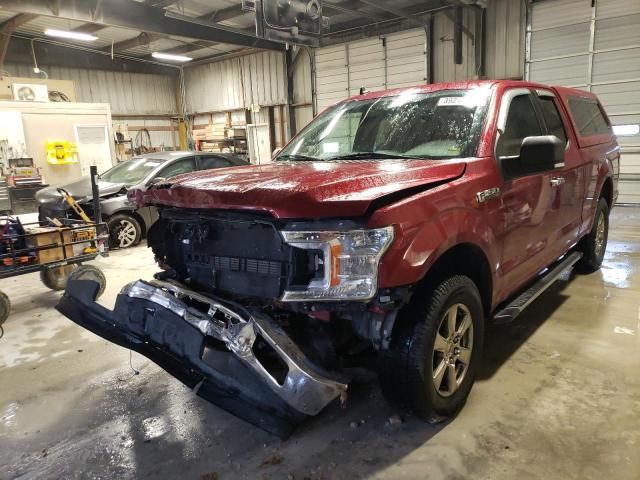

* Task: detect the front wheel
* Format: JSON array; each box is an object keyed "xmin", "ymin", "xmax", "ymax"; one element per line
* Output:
[
  {"xmin": 108, "ymin": 214, "xmax": 142, "ymax": 249},
  {"xmin": 577, "ymin": 197, "xmax": 609, "ymax": 273},
  {"xmin": 379, "ymin": 275, "xmax": 484, "ymax": 421}
]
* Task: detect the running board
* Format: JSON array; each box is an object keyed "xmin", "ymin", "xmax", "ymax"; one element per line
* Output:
[{"xmin": 493, "ymin": 251, "xmax": 583, "ymax": 324}]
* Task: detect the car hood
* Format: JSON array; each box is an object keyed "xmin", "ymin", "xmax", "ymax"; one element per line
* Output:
[
  {"xmin": 36, "ymin": 177, "xmax": 128, "ymax": 203},
  {"xmin": 134, "ymin": 159, "xmax": 466, "ymax": 219}
]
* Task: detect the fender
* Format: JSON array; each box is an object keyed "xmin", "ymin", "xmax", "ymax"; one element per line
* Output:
[{"xmin": 369, "ymin": 198, "xmax": 500, "ymax": 300}]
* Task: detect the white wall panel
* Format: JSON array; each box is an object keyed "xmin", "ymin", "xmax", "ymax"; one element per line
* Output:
[
  {"xmin": 348, "ymin": 38, "xmax": 385, "ymax": 96},
  {"xmin": 315, "ymin": 44, "xmax": 348, "ymax": 113},
  {"xmin": 485, "ymin": 0, "xmax": 526, "ymax": 79},
  {"xmin": 527, "ymin": 0, "xmax": 640, "ymax": 203},
  {"xmin": 432, "ymin": 9, "xmax": 476, "ymax": 83},
  {"xmin": 386, "ymin": 29, "xmax": 427, "ymax": 89}
]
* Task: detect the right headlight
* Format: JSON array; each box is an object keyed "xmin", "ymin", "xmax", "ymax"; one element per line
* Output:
[{"xmin": 280, "ymin": 226, "xmax": 394, "ymax": 302}]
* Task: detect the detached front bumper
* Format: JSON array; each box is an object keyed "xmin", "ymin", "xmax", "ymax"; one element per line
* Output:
[{"xmin": 57, "ymin": 279, "xmax": 347, "ymax": 437}]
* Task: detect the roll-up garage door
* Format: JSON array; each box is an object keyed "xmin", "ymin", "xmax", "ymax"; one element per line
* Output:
[
  {"xmin": 527, "ymin": 0, "xmax": 640, "ymax": 203},
  {"xmin": 314, "ymin": 29, "xmax": 427, "ymax": 113}
]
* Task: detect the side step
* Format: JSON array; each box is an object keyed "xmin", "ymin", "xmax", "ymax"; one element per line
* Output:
[{"xmin": 493, "ymin": 251, "xmax": 583, "ymax": 324}]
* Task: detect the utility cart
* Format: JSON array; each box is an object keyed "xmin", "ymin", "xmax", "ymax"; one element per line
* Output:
[{"xmin": 0, "ymin": 167, "xmax": 108, "ymax": 329}]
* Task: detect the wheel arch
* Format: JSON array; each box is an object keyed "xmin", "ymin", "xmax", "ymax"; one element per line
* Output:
[
  {"xmin": 418, "ymin": 242, "xmax": 493, "ymax": 318},
  {"xmin": 599, "ymin": 175, "xmax": 613, "ymax": 209}
]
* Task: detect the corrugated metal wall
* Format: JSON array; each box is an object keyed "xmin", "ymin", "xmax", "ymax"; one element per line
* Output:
[
  {"xmin": 485, "ymin": 0, "xmax": 526, "ymax": 80},
  {"xmin": 2, "ymin": 63, "xmax": 178, "ymax": 115},
  {"xmin": 314, "ymin": 29, "xmax": 428, "ymax": 113},
  {"xmin": 526, "ymin": 0, "xmax": 640, "ymax": 204},
  {"xmin": 313, "ymin": 2, "xmax": 526, "ymax": 112},
  {"xmin": 292, "ymin": 49, "xmax": 314, "ymax": 131},
  {"xmin": 432, "ymin": 9, "xmax": 476, "ymax": 82},
  {"xmin": 183, "ymin": 51, "xmax": 287, "ymax": 114}
]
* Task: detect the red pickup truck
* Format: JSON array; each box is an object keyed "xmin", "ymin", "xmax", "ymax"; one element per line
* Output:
[{"xmin": 58, "ymin": 80, "xmax": 620, "ymax": 436}]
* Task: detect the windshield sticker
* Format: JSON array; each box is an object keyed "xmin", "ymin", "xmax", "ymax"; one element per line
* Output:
[
  {"xmin": 323, "ymin": 142, "xmax": 340, "ymax": 153},
  {"xmin": 437, "ymin": 97, "xmax": 469, "ymax": 107},
  {"xmin": 144, "ymin": 161, "xmax": 161, "ymax": 167}
]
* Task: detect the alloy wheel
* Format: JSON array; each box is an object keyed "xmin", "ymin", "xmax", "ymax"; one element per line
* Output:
[{"xmin": 432, "ymin": 303, "xmax": 474, "ymax": 397}]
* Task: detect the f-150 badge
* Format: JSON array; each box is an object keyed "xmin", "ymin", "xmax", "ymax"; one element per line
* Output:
[{"xmin": 476, "ymin": 187, "xmax": 501, "ymax": 204}]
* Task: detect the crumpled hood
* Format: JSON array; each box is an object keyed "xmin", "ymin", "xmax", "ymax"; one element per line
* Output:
[
  {"xmin": 135, "ymin": 159, "xmax": 466, "ymax": 219},
  {"xmin": 36, "ymin": 178, "xmax": 127, "ymax": 203}
]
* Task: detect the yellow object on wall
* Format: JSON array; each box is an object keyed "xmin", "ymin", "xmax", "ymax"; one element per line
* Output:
[{"xmin": 46, "ymin": 139, "xmax": 78, "ymax": 165}]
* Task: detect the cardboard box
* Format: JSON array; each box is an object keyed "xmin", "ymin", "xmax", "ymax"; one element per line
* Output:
[{"xmin": 25, "ymin": 226, "xmax": 95, "ymax": 264}]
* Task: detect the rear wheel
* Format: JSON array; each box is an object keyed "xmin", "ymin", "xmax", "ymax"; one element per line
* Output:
[
  {"xmin": 40, "ymin": 264, "xmax": 79, "ymax": 291},
  {"xmin": 67, "ymin": 265, "xmax": 107, "ymax": 299},
  {"xmin": 108, "ymin": 214, "xmax": 141, "ymax": 249},
  {"xmin": 379, "ymin": 275, "xmax": 484, "ymax": 421},
  {"xmin": 577, "ymin": 198, "xmax": 609, "ymax": 272}
]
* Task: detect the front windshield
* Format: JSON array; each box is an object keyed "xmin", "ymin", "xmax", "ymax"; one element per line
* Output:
[
  {"xmin": 99, "ymin": 157, "xmax": 164, "ymax": 184},
  {"xmin": 279, "ymin": 87, "xmax": 492, "ymax": 161}
]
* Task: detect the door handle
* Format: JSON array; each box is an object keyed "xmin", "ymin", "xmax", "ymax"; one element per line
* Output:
[{"xmin": 550, "ymin": 177, "xmax": 565, "ymax": 187}]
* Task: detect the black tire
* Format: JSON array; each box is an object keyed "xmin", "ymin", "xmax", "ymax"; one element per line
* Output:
[
  {"xmin": 108, "ymin": 214, "xmax": 142, "ymax": 249},
  {"xmin": 577, "ymin": 198, "xmax": 609, "ymax": 273},
  {"xmin": 0, "ymin": 290, "xmax": 10, "ymax": 326},
  {"xmin": 67, "ymin": 265, "xmax": 107, "ymax": 299},
  {"xmin": 380, "ymin": 275, "xmax": 485, "ymax": 422},
  {"xmin": 40, "ymin": 264, "xmax": 79, "ymax": 291}
]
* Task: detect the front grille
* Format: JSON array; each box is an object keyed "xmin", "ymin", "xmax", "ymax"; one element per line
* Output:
[{"xmin": 151, "ymin": 209, "xmax": 310, "ymax": 299}]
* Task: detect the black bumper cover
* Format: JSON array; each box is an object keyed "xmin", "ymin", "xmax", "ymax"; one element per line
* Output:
[{"xmin": 56, "ymin": 280, "xmax": 306, "ymax": 437}]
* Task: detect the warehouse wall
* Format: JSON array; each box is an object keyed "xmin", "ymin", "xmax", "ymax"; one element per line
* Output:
[
  {"xmin": 485, "ymin": 0, "xmax": 526, "ymax": 80},
  {"xmin": 183, "ymin": 50, "xmax": 287, "ymax": 114},
  {"xmin": 2, "ymin": 63, "xmax": 179, "ymax": 150},
  {"xmin": 2, "ymin": 63, "xmax": 178, "ymax": 115}
]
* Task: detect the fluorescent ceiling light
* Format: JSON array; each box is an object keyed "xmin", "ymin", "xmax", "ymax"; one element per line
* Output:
[
  {"xmin": 152, "ymin": 52, "xmax": 193, "ymax": 62},
  {"xmin": 44, "ymin": 29, "xmax": 98, "ymax": 41},
  {"xmin": 612, "ymin": 124, "xmax": 640, "ymax": 136}
]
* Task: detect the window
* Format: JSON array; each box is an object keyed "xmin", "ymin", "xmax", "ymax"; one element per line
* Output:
[
  {"xmin": 568, "ymin": 98, "xmax": 611, "ymax": 136},
  {"xmin": 538, "ymin": 96, "xmax": 567, "ymax": 145},
  {"xmin": 157, "ymin": 158, "xmax": 196, "ymax": 179},
  {"xmin": 497, "ymin": 94, "xmax": 543, "ymax": 157},
  {"xmin": 199, "ymin": 156, "xmax": 232, "ymax": 170}
]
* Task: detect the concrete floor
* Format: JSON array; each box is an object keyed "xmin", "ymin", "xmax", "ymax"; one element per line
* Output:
[{"xmin": 1, "ymin": 208, "xmax": 639, "ymax": 480}]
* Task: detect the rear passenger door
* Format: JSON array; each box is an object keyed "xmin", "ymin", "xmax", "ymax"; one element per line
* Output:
[
  {"xmin": 496, "ymin": 89, "xmax": 563, "ymax": 290},
  {"xmin": 534, "ymin": 89, "xmax": 587, "ymax": 254}
]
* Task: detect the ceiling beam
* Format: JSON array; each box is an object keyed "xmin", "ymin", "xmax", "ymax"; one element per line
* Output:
[
  {"xmin": 101, "ymin": 32, "xmax": 166, "ymax": 52},
  {"xmin": 200, "ymin": 4, "xmax": 249, "ymax": 23},
  {"xmin": 1, "ymin": 0, "xmax": 284, "ymax": 50}
]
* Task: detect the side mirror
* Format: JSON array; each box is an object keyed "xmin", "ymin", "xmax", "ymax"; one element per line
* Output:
[
  {"xmin": 272, "ymin": 147, "xmax": 282, "ymax": 158},
  {"xmin": 500, "ymin": 135, "xmax": 564, "ymax": 180},
  {"xmin": 147, "ymin": 176, "xmax": 167, "ymax": 187}
]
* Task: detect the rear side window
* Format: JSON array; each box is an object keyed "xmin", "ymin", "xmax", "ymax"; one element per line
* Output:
[
  {"xmin": 199, "ymin": 156, "xmax": 232, "ymax": 170},
  {"xmin": 538, "ymin": 96, "xmax": 567, "ymax": 145},
  {"xmin": 568, "ymin": 98, "xmax": 611, "ymax": 136}
]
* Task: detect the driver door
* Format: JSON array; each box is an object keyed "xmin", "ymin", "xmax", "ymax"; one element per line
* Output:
[{"xmin": 497, "ymin": 89, "xmax": 563, "ymax": 292}]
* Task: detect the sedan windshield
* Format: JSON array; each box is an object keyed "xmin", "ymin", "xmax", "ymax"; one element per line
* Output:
[
  {"xmin": 279, "ymin": 88, "xmax": 492, "ymax": 161},
  {"xmin": 100, "ymin": 157, "xmax": 164, "ymax": 184}
]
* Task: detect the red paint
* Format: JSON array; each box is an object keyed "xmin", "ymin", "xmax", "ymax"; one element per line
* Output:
[{"xmin": 135, "ymin": 80, "xmax": 618, "ymax": 311}]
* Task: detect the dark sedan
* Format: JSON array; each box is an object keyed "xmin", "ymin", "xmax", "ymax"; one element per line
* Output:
[{"xmin": 36, "ymin": 151, "xmax": 249, "ymax": 248}]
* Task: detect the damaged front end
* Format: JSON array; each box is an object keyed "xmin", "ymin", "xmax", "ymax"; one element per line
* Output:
[{"xmin": 56, "ymin": 278, "xmax": 347, "ymax": 437}]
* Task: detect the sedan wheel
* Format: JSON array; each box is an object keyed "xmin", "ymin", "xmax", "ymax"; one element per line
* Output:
[{"xmin": 108, "ymin": 214, "xmax": 142, "ymax": 249}]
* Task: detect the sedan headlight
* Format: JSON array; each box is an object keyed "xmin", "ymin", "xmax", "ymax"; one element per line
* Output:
[{"xmin": 280, "ymin": 226, "xmax": 394, "ymax": 302}]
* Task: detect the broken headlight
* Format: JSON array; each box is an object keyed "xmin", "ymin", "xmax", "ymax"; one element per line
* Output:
[{"xmin": 280, "ymin": 226, "xmax": 394, "ymax": 301}]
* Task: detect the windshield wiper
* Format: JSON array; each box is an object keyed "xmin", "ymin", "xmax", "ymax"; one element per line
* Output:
[
  {"xmin": 327, "ymin": 152, "xmax": 415, "ymax": 160},
  {"xmin": 277, "ymin": 154, "xmax": 320, "ymax": 162}
]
